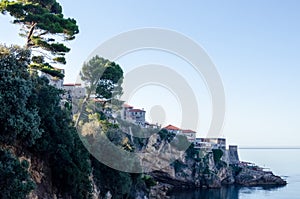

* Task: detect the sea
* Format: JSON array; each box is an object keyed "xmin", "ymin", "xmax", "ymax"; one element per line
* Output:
[{"xmin": 169, "ymin": 148, "xmax": 300, "ymax": 199}]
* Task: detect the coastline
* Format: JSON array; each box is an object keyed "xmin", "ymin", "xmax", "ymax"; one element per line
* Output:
[{"xmin": 143, "ymin": 140, "xmax": 287, "ymax": 199}]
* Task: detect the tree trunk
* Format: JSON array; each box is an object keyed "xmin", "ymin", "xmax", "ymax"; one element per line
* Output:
[
  {"xmin": 74, "ymin": 91, "xmax": 91, "ymax": 128},
  {"xmin": 26, "ymin": 22, "xmax": 37, "ymax": 48}
]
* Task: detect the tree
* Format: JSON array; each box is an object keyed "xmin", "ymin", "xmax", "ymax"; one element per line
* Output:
[
  {"xmin": 0, "ymin": 0, "xmax": 79, "ymax": 78},
  {"xmin": 91, "ymin": 156, "xmax": 133, "ymax": 199},
  {"xmin": 0, "ymin": 45, "xmax": 41, "ymax": 147},
  {"xmin": 212, "ymin": 149, "xmax": 223, "ymax": 163},
  {"xmin": 80, "ymin": 56, "xmax": 123, "ymax": 100},
  {"xmin": 0, "ymin": 149, "xmax": 35, "ymax": 199},
  {"xmin": 95, "ymin": 62, "xmax": 123, "ymax": 101},
  {"xmin": 32, "ymin": 77, "xmax": 92, "ymax": 198},
  {"xmin": 75, "ymin": 56, "xmax": 123, "ymax": 127},
  {"xmin": 0, "ymin": 45, "xmax": 92, "ymax": 198}
]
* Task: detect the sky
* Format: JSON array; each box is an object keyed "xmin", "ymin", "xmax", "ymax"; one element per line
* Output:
[{"xmin": 0, "ymin": 0, "xmax": 300, "ymax": 147}]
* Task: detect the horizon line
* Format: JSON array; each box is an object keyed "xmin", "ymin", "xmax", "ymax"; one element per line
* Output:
[{"xmin": 238, "ymin": 146, "xmax": 300, "ymax": 149}]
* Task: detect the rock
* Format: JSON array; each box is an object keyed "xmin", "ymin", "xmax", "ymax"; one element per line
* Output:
[
  {"xmin": 105, "ymin": 191, "xmax": 112, "ymax": 199},
  {"xmin": 149, "ymin": 183, "xmax": 172, "ymax": 199},
  {"xmin": 235, "ymin": 167, "xmax": 287, "ymax": 186},
  {"xmin": 135, "ymin": 134, "xmax": 287, "ymax": 196},
  {"xmin": 217, "ymin": 167, "xmax": 235, "ymax": 185},
  {"xmin": 135, "ymin": 191, "xmax": 149, "ymax": 199},
  {"xmin": 200, "ymin": 174, "xmax": 222, "ymax": 188},
  {"xmin": 151, "ymin": 170, "xmax": 194, "ymax": 188}
]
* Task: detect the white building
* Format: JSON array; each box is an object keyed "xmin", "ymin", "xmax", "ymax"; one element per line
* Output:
[
  {"xmin": 122, "ymin": 104, "xmax": 134, "ymax": 120},
  {"xmin": 164, "ymin": 124, "xmax": 197, "ymax": 143},
  {"xmin": 194, "ymin": 138, "xmax": 226, "ymax": 150},
  {"xmin": 62, "ymin": 83, "xmax": 86, "ymax": 114},
  {"xmin": 127, "ymin": 109, "xmax": 146, "ymax": 126},
  {"xmin": 181, "ymin": 129, "xmax": 197, "ymax": 143},
  {"xmin": 122, "ymin": 104, "xmax": 146, "ymax": 126},
  {"xmin": 63, "ymin": 83, "xmax": 86, "ymax": 99}
]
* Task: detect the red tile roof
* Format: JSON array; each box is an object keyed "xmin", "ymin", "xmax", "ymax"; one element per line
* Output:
[
  {"xmin": 164, "ymin": 124, "xmax": 181, "ymax": 130},
  {"xmin": 182, "ymin": 129, "xmax": 196, "ymax": 134},
  {"xmin": 63, "ymin": 83, "xmax": 82, "ymax": 86},
  {"xmin": 123, "ymin": 104, "xmax": 133, "ymax": 108}
]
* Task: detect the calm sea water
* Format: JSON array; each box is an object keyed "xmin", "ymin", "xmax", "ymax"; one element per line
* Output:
[{"xmin": 169, "ymin": 149, "xmax": 300, "ymax": 199}]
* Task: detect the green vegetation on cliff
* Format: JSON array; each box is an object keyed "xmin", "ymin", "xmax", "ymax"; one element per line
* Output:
[
  {"xmin": 0, "ymin": 149, "xmax": 35, "ymax": 199},
  {"xmin": 0, "ymin": 46, "xmax": 92, "ymax": 198},
  {"xmin": 0, "ymin": 44, "xmax": 148, "ymax": 198}
]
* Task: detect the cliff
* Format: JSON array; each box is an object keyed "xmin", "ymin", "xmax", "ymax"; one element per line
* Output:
[
  {"xmin": 2, "ymin": 124, "xmax": 287, "ymax": 199},
  {"xmin": 135, "ymin": 134, "xmax": 287, "ymax": 198}
]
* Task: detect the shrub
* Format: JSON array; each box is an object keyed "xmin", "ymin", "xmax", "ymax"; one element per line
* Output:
[
  {"xmin": 142, "ymin": 174, "xmax": 157, "ymax": 187},
  {"xmin": 212, "ymin": 149, "xmax": 223, "ymax": 162},
  {"xmin": 32, "ymin": 78, "xmax": 92, "ymax": 198},
  {"xmin": 0, "ymin": 149, "xmax": 35, "ymax": 198},
  {"xmin": 0, "ymin": 46, "xmax": 41, "ymax": 147}
]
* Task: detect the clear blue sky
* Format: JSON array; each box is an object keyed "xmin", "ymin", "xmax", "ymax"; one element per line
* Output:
[{"xmin": 1, "ymin": 0, "xmax": 300, "ymax": 147}]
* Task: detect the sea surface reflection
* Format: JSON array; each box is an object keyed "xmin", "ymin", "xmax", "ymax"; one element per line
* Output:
[{"xmin": 169, "ymin": 185, "xmax": 286, "ymax": 199}]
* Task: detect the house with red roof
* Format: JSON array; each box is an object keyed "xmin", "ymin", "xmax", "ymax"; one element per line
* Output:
[
  {"xmin": 122, "ymin": 104, "xmax": 146, "ymax": 126},
  {"xmin": 163, "ymin": 124, "xmax": 196, "ymax": 142},
  {"xmin": 127, "ymin": 108, "xmax": 146, "ymax": 126},
  {"xmin": 181, "ymin": 129, "xmax": 197, "ymax": 142},
  {"xmin": 164, "ymin": 124, "xmax": 181, "ymax": 134}
]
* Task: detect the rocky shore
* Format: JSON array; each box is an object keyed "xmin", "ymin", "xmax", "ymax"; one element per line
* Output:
[
  {"xmin": 138, "ymin": 134, "xmax": 287, "ymax": 198},
  {"xmin": 147, "ymin": 164, "xmax": 286, "ymax": 199},
  {"xmin": 234, "ymin": 166, "xmax": 287, "ymax": 186}
]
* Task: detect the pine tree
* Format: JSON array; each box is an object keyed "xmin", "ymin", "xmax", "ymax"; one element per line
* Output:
[{"xmin": 0, "ymin": 0, "xmax": 79, "ymax": 78}]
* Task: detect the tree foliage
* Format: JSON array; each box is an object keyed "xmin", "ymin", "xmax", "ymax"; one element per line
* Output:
[
  {"xmin": 80, "ymin": 56, "xmax": 123, "ymax": 101},
  {"xmin": 91, "ymin": 156, "xmax": 133, "ymax": 199},
  {"xmin": 0, "ymin": 45, "xmax": 41, "ymax": 146},
  {"xmin": 32, "ymin": 77, "xmax": 92, "ymax": 198},
  {"xmin": 0, "ymin": 45, "xmax": 92, "ymax": 198},
  {"xmin": 212, "ymin": 149, "xmax": 223, "ymax": 163},
  {"xmin": 0, "ymin": 0, "xmax": 79, "ymax": 78},
  {"xmin": 0, "ymin": 149, "xmax": 35, "ymax": 199},
  {"xmin": 75, "ymin": 56, "xmax": 123, "ymax": 127}
]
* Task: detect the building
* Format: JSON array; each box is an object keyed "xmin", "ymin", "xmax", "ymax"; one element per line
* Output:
[
  {"xmin": 63, "ymin": 83, "xmax": 86, "ymax": 99},
  {"xmin": 127, "ymin": 109, "xmax": 146, "ymax": 126},
  {"xmin": 122, "ymin": 104, "xmax": 134, "ymax": 120},
  {"xmin": 122, "ymin": 104, "xmax": 146, "ymax": 126},
  {"xmin": 228, "ymin": 145, "xmax": 239, "ymax": 164},
  {"xmin": 144, "ymin": 122, "xmax": 160, "ymax": 129},
  {"xmin": 62, "ymin": 83, "xmax": 86, "ymax": 114},
  {"xmin": 194, "ymin": 138, "xmax": 226, "ymax": 150},
  {"xmin": 181, "ymin": 129, "xmax": 197, "ymax": 143},
  {"xmin": 164, "ymin": 124, "xmax": 181, "ymax": 134},
  {"xmin": 163, "ymin": 124, "xmax": 197, "ymax": 143}
]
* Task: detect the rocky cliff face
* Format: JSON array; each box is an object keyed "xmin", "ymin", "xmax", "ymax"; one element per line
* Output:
[
  {"xmin": 24, "ymin": 130, "xmax": 286, "ymax": 199},
  {"xmin": 138, "ymin": 134, "xmax": 287, "ymax": 196},
  {"xmin": 235, "ymin": 168, "xmax": 286, "ymax": 186}
]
